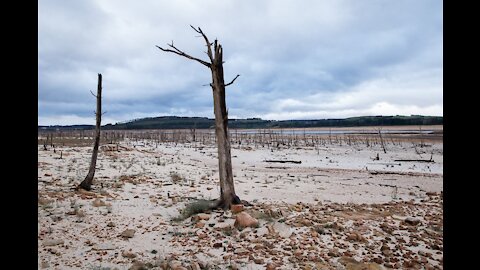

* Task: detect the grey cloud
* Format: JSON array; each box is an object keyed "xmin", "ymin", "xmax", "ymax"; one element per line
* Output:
[{"xmin": 38, "ymin": 0, "xmax": 442, "ymax": 125}]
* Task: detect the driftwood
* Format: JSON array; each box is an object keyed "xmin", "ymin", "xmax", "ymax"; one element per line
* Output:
[
  {"xmin": 394, "ymin": 159, "xmax": 434, "ymax": 163},
  {"xmin": 395, "ymin": 154, "xmax": 434, "ymax": 163},
  {"xmin": 264, "ymin": 160, "xmax": 302, "ymax": 164},
  {"xmin": 367, "ymin": 162, "xmax": 401, "ymax": 166}
]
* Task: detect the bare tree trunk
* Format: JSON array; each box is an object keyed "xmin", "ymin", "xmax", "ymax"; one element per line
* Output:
[
  {"xmin": 211, "ymin": 60, "xmax": 238, "ymax": 208},
  {"xmin": 157, "ymin": 26, "xmax": 241, "ymax": 209},
  {"xmin": 377, "ymin": 128, "xmax": 387, "ymax": 154},
  {"xmin": 78, "ymin": 73, "xmax": 102, "ymax": 191}
]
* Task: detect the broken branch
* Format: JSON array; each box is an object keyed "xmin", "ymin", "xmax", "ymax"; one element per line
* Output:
[
  {"xmin": 225, "ymin": 74, "xmax": 240, "ymax": 86},
  {"xmin": 156, "ymin": 44, "xmax": 211, "ymax": 68},
  {"xmin": 264, "ymin": 160, "xmax": 302, "ymax": 164},
  {"xmin": 394, "ymin": 159, "xmax": 435, "ymax": 163},
  {"xmin": 190, "ymin": 25, "xmax": 214, "ymax": 62}
]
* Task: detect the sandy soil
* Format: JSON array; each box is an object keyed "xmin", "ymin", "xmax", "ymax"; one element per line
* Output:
[{"xmin": 38, "ymin": 138, "xmax": 443, "ymax": 269}]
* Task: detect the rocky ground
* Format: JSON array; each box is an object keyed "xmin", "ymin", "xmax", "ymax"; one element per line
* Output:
[{"xmin": 38, "ymin": 138, "xmax": 443, "ymax": 269}]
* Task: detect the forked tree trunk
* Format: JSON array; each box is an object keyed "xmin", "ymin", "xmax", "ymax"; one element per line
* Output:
[
  {"xmin": 78, "ymin": 73, "xmax": 102, "ymax": 191},
  {"xmin": 157, "ymin": 26, "xmax": 241, "ymax": 209}
]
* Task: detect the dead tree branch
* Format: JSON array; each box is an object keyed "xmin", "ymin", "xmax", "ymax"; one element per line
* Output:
[
  {"xmin": 225, "ymin": 74, "xmax": 240, "ymax": 86},
  {"xmin": 190, "ymin": 25, "xmax": 214, "ymax": 62},
  {"xmin": 264, "ymin": 160, "xmax": 302, "ymax": 164},
  {"xmin": 156, "ymin": 44, "xmax": 211, "ymax": 68}
]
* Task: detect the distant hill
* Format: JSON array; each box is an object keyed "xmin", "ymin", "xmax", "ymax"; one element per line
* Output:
[{"xmin": 38, "ymin": 115, "xmax": 443, "ymax": 131}]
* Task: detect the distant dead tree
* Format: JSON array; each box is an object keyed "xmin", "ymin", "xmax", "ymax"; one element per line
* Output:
[
  {"xmin": 157, "ymin": 26, "xmax": 241, "ymax": 209},
  {"xmin": 377, "ymin": 127, "xmax": 387, "ymax": 154},
  {"xmin": 78, "ymin": 73, "xmax": 103, "ymax": 191}
]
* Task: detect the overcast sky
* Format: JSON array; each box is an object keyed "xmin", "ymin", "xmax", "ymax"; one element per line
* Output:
[{"xmin": 38, "ymin": 0, "xmax": 443, "ymax": 125}]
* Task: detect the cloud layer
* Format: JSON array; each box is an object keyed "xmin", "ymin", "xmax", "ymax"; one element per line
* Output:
[{"xmin": 39, "ymin": 0, "xmax": 443, "ymax": 125}]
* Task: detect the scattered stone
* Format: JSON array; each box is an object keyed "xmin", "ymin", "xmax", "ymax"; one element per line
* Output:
[
  {"xmin": 404, "ymin": 217, "xmax": 421, "ymax": 226},
  {"xmin": 234, "ymin": 248, "xmax": 249, "ymax": 256},
  {"xmin": 38, "ymin": 197, "xmax": 54, "ymax": 205},
  {"xmin": 43, "ymin": 239, "xmax": 64, "ymax": 246},
  {"xmin": 266, "ymin": 262, "xmax": 278, "ymax": 270},
  {"xmin": 328, "ymin": 249, "xmax": 341, "ymax": 257},
  {"xmin": 122, "ymin": 250, "xmax": 137, "ymax": 258},
  {"xmin": 40, "ymin": 261, "xmax": 49, "ymax": 268},
  {"xmin": 195, "ymin": 221, "xmax": 206, "ymax": 228},
  {"xmin": 300, "ymin": 218, "xmax": 313, "ymax": 226},
  {"xmin": 76, "ymin": 209, "xmax": 86, "ymax": 217},
  {"xmin": 94, "ymin": 243, "xmax": 116, "ymax": 250},
  {"xmin": 213, "ymin": 242, "xmax": 223, "ymax": 248},
  {"xmin": 273, "ymin": 222, "xmax": 292, "ymax": 238},
  {"xmin": 190, "ymin": 262, "xmax": 201, "ymax": 270},
  {"xmin": 107, "ymin": 221, "xmax": 115, "ymax": 227},
  {"xmin": 346, "ymin": 231, "xmax": 366, "ymax": 242},
  {"xmin": 234, "ymin": 212, "xmax": 259, "ymax": 228},
  {"xmin": 129, "ymin": 260, "xmax": 147, "ymax": 270},
  {"xmin": 169, "ymin": 260, "xmax": 187, "ymax": 270},
  {"xmin": 121, "ymin": 229, "xmax": 136, "ymax": 238},
  {"xmin": 315, "ymin": 262, "xmax": 331, "ymax": 270},
  {"xmin": 214, "ymin": 222, "xmax": 233, "ymax": 231},
  {"xmin": 92, "ymin": 198, "xmax": 107, "ymax": 207},
  {"xmin": 254, "ymin": 258, "xmax": 264, "ymax": 264},
  {"xmin": 192, "ymin": 213, "xmax": 211, "ymax": 222},
  {"xmin": 339, "ymin": 256, "xmax": 383, "ymax": 270},
  {"xmin": 231, "ymin": 204, "xmax": 244, "ymax": 214},
  {"xmin": 196, "ymin": 258, "xmax": 208, "ymax": 269},
  {"xmin": 50, "ymin": 215, "xmax": 63, "ymax": 222}
]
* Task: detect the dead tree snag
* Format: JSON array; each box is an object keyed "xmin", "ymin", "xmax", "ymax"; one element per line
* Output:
[
  {"xmin": 157, "ymin": 26, "xmax": 241, "ymax": 209},
  {"xmin": 78, "ymin": 74, "xmax": 103, "ymax": 191}
]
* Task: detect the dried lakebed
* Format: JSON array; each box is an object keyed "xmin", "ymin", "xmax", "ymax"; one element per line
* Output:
[{"xmin": 38, "ymin": 139, "xmax": 443, "ymax": 269}]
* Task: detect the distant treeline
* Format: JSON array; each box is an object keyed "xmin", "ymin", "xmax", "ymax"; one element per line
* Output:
[{"xmin": 38, "ymin": 115, "xmax": 443, "ymax": 131}]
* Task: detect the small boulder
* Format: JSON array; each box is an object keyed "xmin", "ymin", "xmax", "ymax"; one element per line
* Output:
[
  {"xmin": 404, "ymin": 217, "xmax": 421, "ymax": 226},
  {"xmin": 92, "ymin": 198, "xmax": 107, "ymax": 207},
  {"xmin": 234, "ymin": 248, "xmax": 249, "ymax": 256},
  {"xmin": 43, "ymin": 239, "xmax": 64, "ymax": 246},
  {"xmin": 230, "ymin": 204, "xmax": 244, "ymax": 214},
  {"xmin": 266, "ymin": 263, "xmax": 278, "ymax": 270},
  {"xmin": 121, "ymin": 229, "xmax": 136, "ymax": 238},
  {"xmin": 194, "ymin": 221, "xmax": 206, "ymax": 228},
  {"xmin": 122, "ymin": 250, "xmax": 137, "ymax": 258},
  {"xmin": 192, "ymin": 213, "xmax": 211, "ymax": 222},
  {"xmin": 254, "ymin": 258, "xmax": 264, "ymax": 264},
  {"xmin": 234, "ymin": 212, "xmax": 259, "ymax": 228}
]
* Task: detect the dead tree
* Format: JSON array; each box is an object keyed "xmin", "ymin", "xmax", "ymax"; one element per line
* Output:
[
  {"xmin": 78, "ymin": 73, "xmax": 103, "ymax": 191},
  {"xmin": 377, "ymin": 127, "xmax": 387, "ymax": 154},
  {"xmin": 157, "ymin": 26, "xmax": 241, "ymax": 209}
]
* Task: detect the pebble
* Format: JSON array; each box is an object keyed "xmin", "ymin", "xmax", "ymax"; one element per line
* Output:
[
  {"xmin": 405, "ymin": 217, "xmax": 421, "ymax": 226},
  {"xmin": 43, "ymin": 239, "xmax": 64, "ymax": 246},
  {"xmin": 121, "ymin": 229, "xmax": 136, "ymax": 238},
  {"xmin": 122, "ymin": 250, "xmax": 137, "ymax": 258},
  {"xmin": 231, "ymin": 204, "xmax": 244, "ymax": 214}
]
